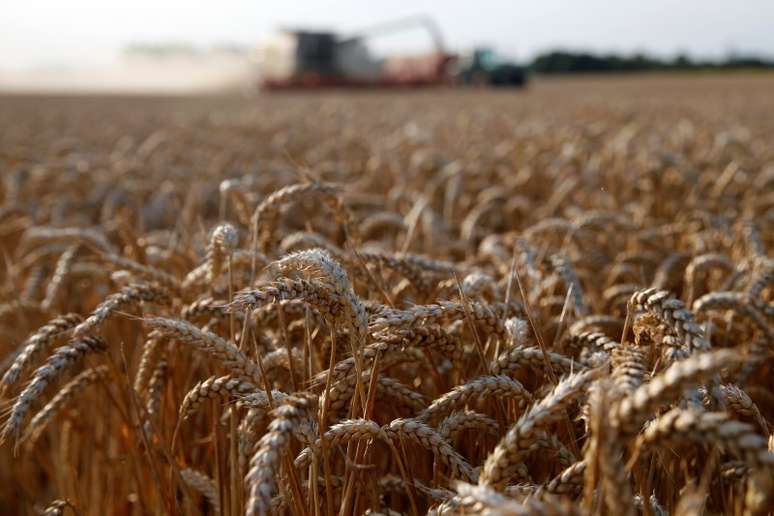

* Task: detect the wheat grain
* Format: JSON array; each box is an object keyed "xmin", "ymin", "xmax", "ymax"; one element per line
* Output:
[
  {"xmin": 418, "ymin": 375, "xmax": 531, "ymax": 422},
  {"xmin": 133, "ymin": 331, "xmax": 166, "ymax": 395},
  {"xmin": 438, "ymin": 411, "xmax": 500, "ymax": 442},
  {"xmin": 1, "ymin": 336, "xmax": 107, "ymax": 444},
  {"xmin": 40, "ymin": 245, "xmax": 80, "ymax": 311},
  {"xmin": 693, "ymin": 291, "xmax": 772, "ymax": 341},
  {"xmin": 22, "ymin": 365, "xmax": 109, "ymax": 447},
  {"xmin": 629, "ymin": 288, "xmax": 709, "ymax": 354},
  {"xmin": 144, "ymin": 317, "xmax": 261, "ymax": 384},
  {"xmin": 480, "ymin": 368, "xmax": 602, "ymax": 488},
  {"xmin": 634, "ymin": 407, "xmax": 774, "ymax": 469},
  {"xmin": 73, "ymin": 283, "xmax": 171, "ymax": 338},
  {"xmin": 491, "ymin": 346, "xmax": 579, "ymax": 378},
  {"xmin": 1, "ymin": 313, "xmax": 83, "ymax": 392},
  {"xmin": 612, "ymin": 349, "xmax": 740, "ymax": 434},
  {"xmin": 245, "ymin": 394, "xmax": 316, "ymax": 516},
  {"xmin": 181, "ymin": 467, "xmax": 221, "ymax": 515},
  {"xmin": 98, "ymin": 252, "xmax": 180, "ymax": 292},
  {"xmin": 179, "ymin": 375, "xmax": 258, "ymax": 420},
  {"xmin": 384, "ymin": 418, "xmax": 476, "ymax": 481}
]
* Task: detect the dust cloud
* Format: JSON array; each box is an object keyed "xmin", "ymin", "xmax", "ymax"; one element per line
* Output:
[{"xmin": 0, "ymin": 51, "xmax": 259, "ymax": 94}]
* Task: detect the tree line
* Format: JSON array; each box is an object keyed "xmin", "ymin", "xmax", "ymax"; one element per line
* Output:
[{"xmin": 529, "ymin": 50, "xmax": 774, "ymax": 74}]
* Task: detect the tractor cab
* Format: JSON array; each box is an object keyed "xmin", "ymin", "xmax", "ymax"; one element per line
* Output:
[{"xmin": 458, "ymin": 47, "xmax": 527, "ymax": 87}]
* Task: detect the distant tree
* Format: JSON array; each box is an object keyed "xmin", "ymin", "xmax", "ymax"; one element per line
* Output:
[
  {"xmin": 529, "ymin": 50, "xmax": 774, "ymax": 74},
  {"xmin": 672, "ymin": 54, "xmax": 692, "ymax": 68}
]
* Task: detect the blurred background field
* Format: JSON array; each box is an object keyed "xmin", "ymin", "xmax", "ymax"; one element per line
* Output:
[{"xmin": 3, "ymin": 71, "xmax": 773, "ymax": 141}]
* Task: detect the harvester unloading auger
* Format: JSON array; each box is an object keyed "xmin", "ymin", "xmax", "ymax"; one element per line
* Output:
[{"xmin": 255, "ymin": 15, "xmax": 527, "ymax": 90}]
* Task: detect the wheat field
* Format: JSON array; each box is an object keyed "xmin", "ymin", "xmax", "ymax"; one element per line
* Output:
[{"xmin": 0, "ymin": 74, "xmax": 772, "ymax": 515}]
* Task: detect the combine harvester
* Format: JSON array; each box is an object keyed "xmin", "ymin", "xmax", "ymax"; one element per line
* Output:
[{"xmin": 255, "ymin": 16, "xmax": 527, "ymax": 90}]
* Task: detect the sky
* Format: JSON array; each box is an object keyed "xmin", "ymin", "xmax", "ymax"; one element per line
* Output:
[{"xmin": 2, "ymin": 0, "xmax": 774, "ymax": 70}]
